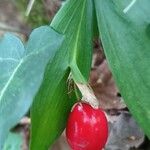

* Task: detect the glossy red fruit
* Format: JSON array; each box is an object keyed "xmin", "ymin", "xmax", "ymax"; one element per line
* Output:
[{"xmin": 66, "ymin": 102, "xmax": 108, "ymax": 150}]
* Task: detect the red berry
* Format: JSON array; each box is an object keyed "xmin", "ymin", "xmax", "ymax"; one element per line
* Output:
[{"xmin": 66, "ymin": 102, "xmax": 108, "ymax": 150}]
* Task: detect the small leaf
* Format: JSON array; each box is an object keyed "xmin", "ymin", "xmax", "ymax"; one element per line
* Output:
[
  {"xmin": 0, "ymin": 26, "xmax": 64, "ymax": 148},
  {"xmin": 95, "ymin": 0, "xmax": 150, "ymax": 137}
]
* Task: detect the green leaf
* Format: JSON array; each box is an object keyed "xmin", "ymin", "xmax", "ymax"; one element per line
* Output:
[
  {"xmin": 30, "ymin": 0, "xmax": 95, "ymax": 149},
  {"xmin": 95, "ymin": 0, "xmax": 150, "ymax": 137},
  {"xmin": 3, "ymin": 132, "xmax": 23, "ymax": 150},
  {"xmin": 51, "ymin": 0, "xmax": 94, "ymax": 83},
  {"xmin": 0, "ymin": 26, "xmax": 64, "ymax": 149}
]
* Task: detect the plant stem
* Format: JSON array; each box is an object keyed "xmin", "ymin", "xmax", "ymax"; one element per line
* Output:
[
  {"xmin": 25, "ymin": 0, "xmax": 35, "ymax": 16},
  {"xmin": 76, "ymin": 83, "xmax": 99, "ymax": 108}
]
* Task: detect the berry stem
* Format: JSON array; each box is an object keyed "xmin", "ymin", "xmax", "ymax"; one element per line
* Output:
[{"xmin": 76, "ymin": 83, "xmax": 99, "ymax": 108}]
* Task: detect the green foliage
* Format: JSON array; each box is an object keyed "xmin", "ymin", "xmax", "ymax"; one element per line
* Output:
[
  {"xmin": 30, "ymin": 0, "xmax": 95, "ymax": 149},
  {"xmin": 3, "ymin": 132, "xmax": 23, "ymax": 150},
  {"xmin": 0, "ymin": 26, "xmax": 63, "ymax": 149},
  {"xmin": 94, "ymin": 0, "xmax": 150, "ymax": 138}
]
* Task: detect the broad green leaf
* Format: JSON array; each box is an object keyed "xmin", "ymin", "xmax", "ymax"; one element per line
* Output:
[
  {"xmin": 95, "ymin": 0, "xmax": 150, "ymax": 137},
  {"xmin": 3, "ymin": 132, "xmax": 23, "ymax": 150},
  {"xmin": 30, "ymin": 0, "xmax": 95, "ymax": 149},
  {"xmin": 31, "ymin": 69, "xmax": 74, "ymax": 149},
  {"xmin": 0, "ymin": 26, "xmax": 64, "ymax": 149},
  {"xmin": 51, "ymin": 0, "xmax": 94, "ymax": 83}
]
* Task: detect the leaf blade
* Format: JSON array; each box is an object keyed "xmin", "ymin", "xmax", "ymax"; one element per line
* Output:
[
  {"xmin": 95, "ymin": 0, "xmax": 150, "ymax": 137},
  {"xmin": 0, "ymin": 26, "xmax": 64, "ymax": 148},
  {"xmin": 3, "ymin": 132, "xmax": 23, "ymax": 150},
  {"xmin": 30, "ymin": 0, "xmax": 95, "ymax": 149}
]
